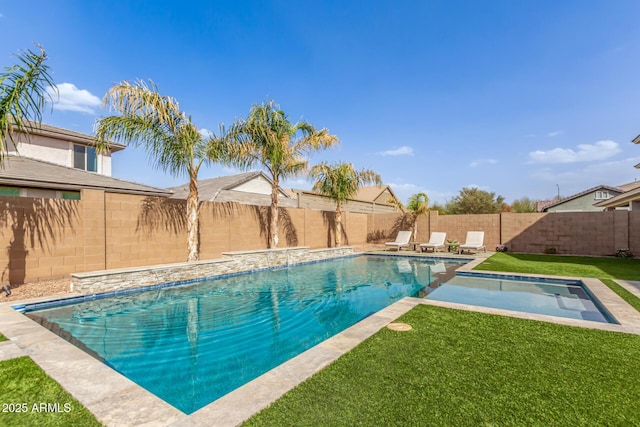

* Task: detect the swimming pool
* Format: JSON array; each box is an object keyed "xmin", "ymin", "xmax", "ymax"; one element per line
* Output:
[
  {"xmin": 425, "ymin": 272, "xmax": 616, "ymax": 323},
  {"xmin": 24, "ymin": 255, "xmax": 465, "ymax": 414}
]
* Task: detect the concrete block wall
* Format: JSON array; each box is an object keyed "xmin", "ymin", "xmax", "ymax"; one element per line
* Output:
[
  {"xmin": 0, "ymin": 196, "xmax": 80, "ymax": 283},
  {"xmin": 366, "ymin": 210, "xmax": 639, "ymax": 257},
  {"xmin": 0, "ymin": 190, "xmax": 368, "ymax": 284}
]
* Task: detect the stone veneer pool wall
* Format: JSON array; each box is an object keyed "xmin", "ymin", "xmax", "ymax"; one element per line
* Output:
[{"xmin": 70, "ymin": 246, "xmax": 355, "ymax": 294}]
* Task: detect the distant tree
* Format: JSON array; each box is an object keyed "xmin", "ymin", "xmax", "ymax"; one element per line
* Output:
[
  {"xmin": 511, "ymin": 197, "xmax": 538, "ymax": 213},
  {"xmin": 445, "ymin": 187, "xmax": 505, "ymax": 214},
  {"xmin": 95, "ymin": 80, "xmax": 224, "ymax": 262},
  {"xmin": 310, "ymin": 162, "xmax": 381, "ymax": 247},
  {"xmin": 223, "ymin": 100, "xmax": 339, "ymax": 248},
  {"xmin": 429, "ymin": 202, "xmax": 448, "ymax": 215},
  {"xmin": 0, "ymin": 45, "xmax": 54, "ymax": 165}
]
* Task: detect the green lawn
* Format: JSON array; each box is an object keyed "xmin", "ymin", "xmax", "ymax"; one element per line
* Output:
[
  {"xmin": 0, "ymin": 357, "xmax": 101, "ymax": 426},
  {"xmin": 474, "ymin": 252, "xmax": 640, "ymax": 280},
  {"xmin": 244, "ymin": 305, "xmax": 640, "ymax": 426},
  {"xmin": 474, "ymin": 253, "xmax": 640, "ymax": 311},
  {"xmin": 0, "ymin": 333, "xmax": 7, "ymax": 342}
]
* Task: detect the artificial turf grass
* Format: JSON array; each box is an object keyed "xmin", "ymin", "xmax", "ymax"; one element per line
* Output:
[
  {"xmin": 474, "ymin": 252, "xmax": 640, "ymax": 312},
  {"xmin": 474, "ymin": 252, "xmax": 640, "ymax": 280},
  {"xmin": 0, "ymin": 356, "xmax": 101, "ymax": 427},
  {"xmin": 244, "ymin": 305, "xmax": 640, "ymax": 427}
]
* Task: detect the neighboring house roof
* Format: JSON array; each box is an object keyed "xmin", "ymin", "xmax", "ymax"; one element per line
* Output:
[
  {"xmin": 10, "ymin": 122, "xmax": 126, "ymax": 152},
  {"xmin": 0, "ymin": 156, "xmax": 171, "ymax": 197},
  {"xmin": 616, "ymin": 180, "xmax": 640, "ymax": 192},
  {"xmin": 541, "ymin": 184, "xmax": 623, "ymax": 212},
  {"xmin": 167, "ymin": 171, "xmax": 296, "ymax": 207},
  {"xmin": 594, "ymin": 185, "xmax": 640, "ymax": 209},
  {"xmin": 352, "ymin": 185, "xmax": 399, "ymax": 205},
  {"xmin": 536, "ymin": 200, "xmax": 555, "ymax": 212}
]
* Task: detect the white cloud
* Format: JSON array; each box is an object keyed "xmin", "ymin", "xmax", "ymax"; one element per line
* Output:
[
  {"xmin": 469, "ymin": 158, "xmax": 497, "ymax": 168},
  {"xmin": 198, "ymin": 128, "xmax": 213, "ymax": 138},
  {"xmin": 46, "ymin": 83, "xmax": 101, "ymax": 114},
  {"xmin": 529, "ymin": 140, "xmax": 621, "ymax": 164},
  {"xmin": 376, "ymin": 146, "xmax": 414, "ymax": 156},
  {"xmin": 547, "ymin": 130, "xmax": 564, "ymax": 137}
]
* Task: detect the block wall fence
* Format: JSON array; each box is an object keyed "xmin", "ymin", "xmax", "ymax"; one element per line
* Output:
[
  {"xmin": 0, "ymin": 189, "xmax": 367, "ymax": 284},
  {"xmin": 0, "ymin": 189, "xmax": 638, "ymax": 284},
  {"xmin": 367, "ymin": 210, "xmax": 639, "ymax": 257}
]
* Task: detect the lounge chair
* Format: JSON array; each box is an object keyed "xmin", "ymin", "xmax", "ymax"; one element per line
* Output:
[
  {"xmin": 458, "ymin": 231, "xmax": 486, "ymax": 254},
  {"xmin": 385, "ymin": 230, "xmax": 412, "ymax": 251},
  {"xmin": 420, "ymin": 232, "xmax": 447, "ymax": 253}
]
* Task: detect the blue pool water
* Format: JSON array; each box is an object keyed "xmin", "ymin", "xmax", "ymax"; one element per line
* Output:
[
  {"xmin": 425, "ymin": 273, "xmax": 615, "ymax": 323},
  {"xmin": 25, "ymin": 255, "xmax": 464, "ymax": 414}
]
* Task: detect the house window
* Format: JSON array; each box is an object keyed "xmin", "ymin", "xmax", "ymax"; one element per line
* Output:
[
  {"xmin": 73, "ymin": 145, "xmax": 98, "ymax": 172},
  {"xmin": 594, "ymin": 191, "xmax": 611, "ymax": 200}
]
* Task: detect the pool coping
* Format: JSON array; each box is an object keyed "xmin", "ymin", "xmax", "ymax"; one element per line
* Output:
[{"xmin": 1, "ymin": 254, "xmax": 640, "ymax": 426}]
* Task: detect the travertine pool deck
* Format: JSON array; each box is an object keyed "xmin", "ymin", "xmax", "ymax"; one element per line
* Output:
[{"xmin": 1, "ymin": 252, "xmax": 640, "ymax": 426}]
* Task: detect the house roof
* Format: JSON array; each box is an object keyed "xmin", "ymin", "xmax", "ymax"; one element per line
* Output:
[
  {"xmin": 632, "ymin": 134, "xmax": 640, "ymax": 144},
  {"xmin": 352, "ymin": 185, "xmax": 399, "ymax": 205},
  {"xmin": 10, "ymin": 122, "xmax": 126, "ymax": 152},
  {"xmin": 594, "ymin": 185, "xmax": 640, "ymax": 208},
  {"xmin": 536, "ymin": 200, "xmax": 555, "ymax": 212},
  {"xmin": 167, "ymin": 171, "xmax": 295, "ymax": 207},
  {"xmin": 615, "ymin": 180, "xmax": 640, "ymax": 192},
  {"xmin": 0, "ymin": 156, "xmax": 171, "ymax": 197},
  {"xmin": 541, "ymin": 184, "xmax": 624, "ymax": 211},
  {"xmin": 292, "ymin": 185, "xmax": 400, "ymax": 206}
]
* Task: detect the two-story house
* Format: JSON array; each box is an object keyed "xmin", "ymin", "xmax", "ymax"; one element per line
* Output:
[{"xmin": 1, "ymin": 123, "xmax": 170, "ymax": 198}]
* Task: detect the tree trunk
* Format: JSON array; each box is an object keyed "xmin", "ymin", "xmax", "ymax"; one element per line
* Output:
[
  {"xmin": 335, "ymin": 202, "xmax": 343, "ymax": 247},
  {"xmin": 186, "ymin": 172, "xmax": 199, "ymax": 261},
  {"xmin": 270, "ymin": 182, "xmax": 279, "ymax": 248}
]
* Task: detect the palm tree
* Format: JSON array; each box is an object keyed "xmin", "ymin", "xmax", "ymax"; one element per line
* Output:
[
  {"xmin": 405, "ymin": 193, "xmax": 429, "ymax": 241},
  {"xmin": 0, "ymin": 45, "xmax": 54, "ymax": 165},
  {"xmin": 223, "ymin": 100, "xmax": 338, "ymax": 248},
  {"xmin": 309, "ymin": 162, "xmax": 381, "ymax": 247},
  {"xmin": 390, "ymin": 193, "xmax": 429, "ymax": 241},
  {"xmin": 94, "ymin": 80, "xmax": 219, "ymax": 262}
]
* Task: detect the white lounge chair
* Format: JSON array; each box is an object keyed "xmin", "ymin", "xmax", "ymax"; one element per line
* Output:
[
  {"xmin": 420, "ymin": 232, "xmax": 447, "ymax": 253},
  {"xmin": 458, "ymin": 231, "xmax": 486, "ymax": 254},
  {"xmin": 385, "ymin": 230, "xmax": 412, "ymax": 251}
]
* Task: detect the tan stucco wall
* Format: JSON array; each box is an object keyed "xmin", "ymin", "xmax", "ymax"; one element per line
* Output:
[{"xmin": 7, "ymin": 133, "xmax": 113, "ymax": 175}]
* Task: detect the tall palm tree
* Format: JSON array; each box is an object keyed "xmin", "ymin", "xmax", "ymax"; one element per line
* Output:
[
  {"xmin": 405, "ymin": 193, "xmax": 429, "ymax": 241},
  {"xmin": 94, "ymin": 80, "xmax": 219, "ymax": 262},
  {"xmin": 0, "ymin": 45, "xmax": 54, "ymax": 165},
  {"xmin": 310, "ymin": 162, "xmax": 381, "ymax": 247},
  {"xmin": 223, "ymin": 100, "xmax": 338, "ymax": 248}
]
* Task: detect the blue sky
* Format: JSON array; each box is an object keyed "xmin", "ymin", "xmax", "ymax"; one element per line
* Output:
[{"xmin": 2, "ymin": 1, "xmax": 640, "ymax": 205}]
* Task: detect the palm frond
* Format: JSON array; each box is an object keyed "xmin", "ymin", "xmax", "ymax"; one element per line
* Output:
[
  {"xmin": 407, "ymin": 192, "xmax": 429, "ymax": 217},
  {"xmin": 0, "ymin": 45, "xmax": 54, "ymax": 164},
  {"xmin": 310, "ymin": 161, "xmax": 382, "ymax": 203}
]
